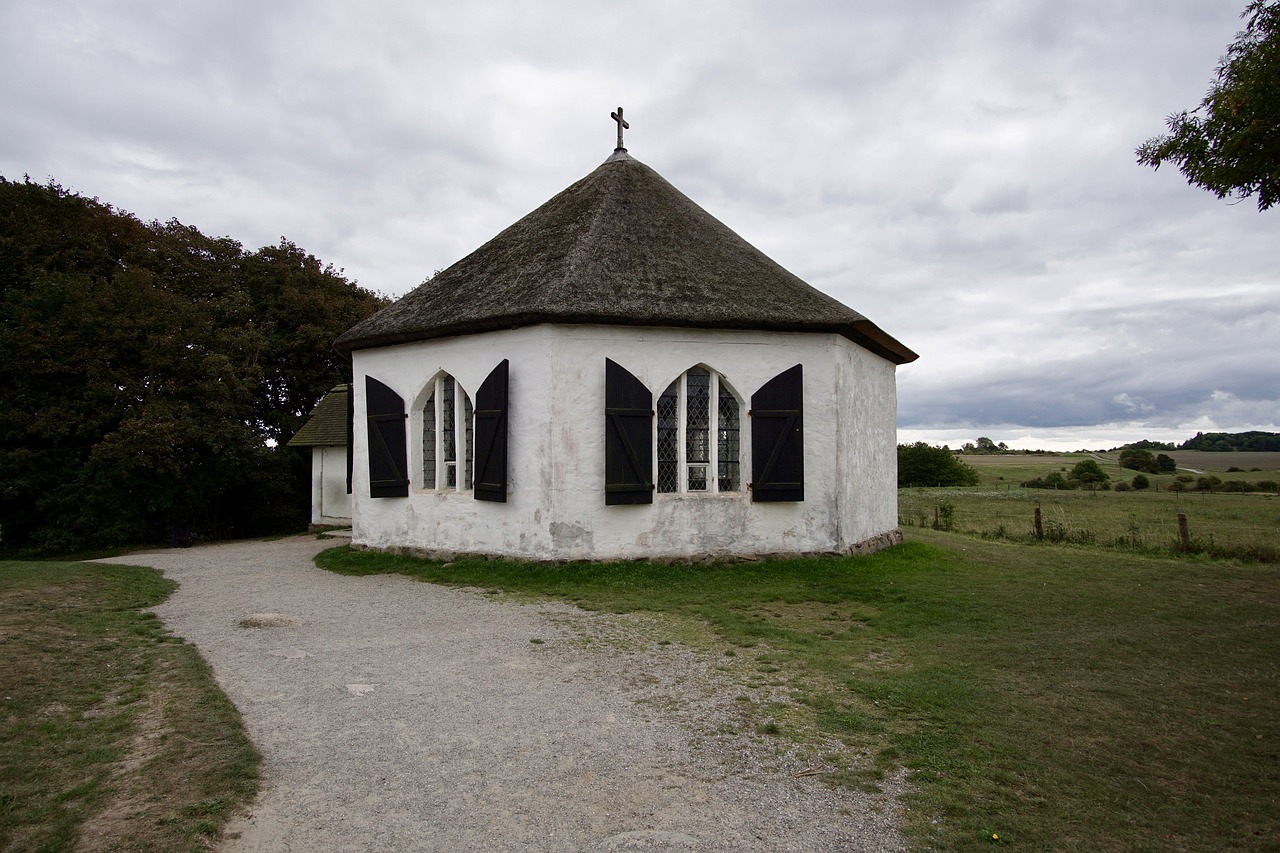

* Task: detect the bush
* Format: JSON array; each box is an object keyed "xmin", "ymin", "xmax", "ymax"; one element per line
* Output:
[
  {"xmin": 1114, "ymin": 481, "xmax": 1132, "ymax": 491},
  {"xmin": 1131, "ymin": 474, "xmax": 1150, "ymax": 490},
  {"xmin": 898, "ymin": 443, "xmax": 981, "ymax": 487},
  {"xmin": 1069, "ymin": 459, "xmax": 1110, "ymax": 485},
  {"xmin": 1195, "ymin": 476, "xmax": 1224, "ymax": 492},
  {"xmin": 936, "ymin": 500, "xmax": 956, "ymax": 532},
  {"xmin": 1167, "ymin": 480, "xmax": 1187, "ymax": 493},
  {"xmin": 1119, "ymin": 448, "xmax": 1159, "ymax": 473},
  {"xmin": 1023, "ymin": 472, "xmax": 1070, "ymax": 489}
]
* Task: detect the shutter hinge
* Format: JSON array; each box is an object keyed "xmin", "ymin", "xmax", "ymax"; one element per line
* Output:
[
  {"xmin": 747, "ymin": 482, "xmax": 754, "ymax": 490},
  {"xmin": 747, "ymin": 409, "xmax": 753, "ymax": 416}
]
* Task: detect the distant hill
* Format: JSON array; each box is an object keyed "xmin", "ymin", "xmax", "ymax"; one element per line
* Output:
[{"xmin": 1178, "ymin": 431, "xmax": 1280, "ymax": 452}]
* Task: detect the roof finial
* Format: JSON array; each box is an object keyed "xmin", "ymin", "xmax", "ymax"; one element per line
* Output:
[{"xmin": 611, "ymin": 107, "xmax": 629, "ymax": 152}]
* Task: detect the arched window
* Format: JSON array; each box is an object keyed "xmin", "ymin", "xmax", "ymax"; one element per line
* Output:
[
  {"xmin": 422, "ymin": 374, "xmax": 473, "ymax": 490},
  {"xmin": 656, "ymin": 366, "xmax": 741, "ymax": 493}
]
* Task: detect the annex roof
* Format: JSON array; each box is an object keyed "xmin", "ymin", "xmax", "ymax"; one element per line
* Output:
[
  {"xmin": 286, "ymin": 384, "xmax": 349, "ymax": 447},
  {"xmin": 335, "ymin": 151, "xmax": 916, "ymax": 364}
]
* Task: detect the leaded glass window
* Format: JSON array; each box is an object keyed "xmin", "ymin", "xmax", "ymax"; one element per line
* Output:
[
  {"xmin": 718, "ymin": 382, "xmax": 740, "ymax": 491},
  {"xmin": 422, "ymin": 390, "xmax": 436, "ymax": 488},
  {"xmin": 463, "ymin": 394, "xmax": 474, "ymax": 490},
  {"xmin": 657, "ymin": 382, "xmax": 680, "ymax": 493},
  {"xmin": 442, "ymin": 378, "xmax": 457, "ymax": 488},
  {"xmin": 685, "ymin": 367, "xmax": 710, "ymax": 491},
  {"xmin": 421, "ymin": 374, "xmax": 473, "ymax": 491},
  {"xmin": 655, "ymin": 367, "xmax": 741, "ymax": 494}
]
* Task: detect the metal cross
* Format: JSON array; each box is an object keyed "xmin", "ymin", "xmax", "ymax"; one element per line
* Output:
[{"xmin": 611, "ymin": 107, "xmax": 629, "ymax": 151}]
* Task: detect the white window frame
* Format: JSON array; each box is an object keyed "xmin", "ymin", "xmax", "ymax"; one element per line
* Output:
[
  {"xmin": 420, "ymin": 373, "xmax": 473, "ymax": 492},
  {"xmin": 656, "ymin": 367, "xmax": 742, "ymax": 494}
]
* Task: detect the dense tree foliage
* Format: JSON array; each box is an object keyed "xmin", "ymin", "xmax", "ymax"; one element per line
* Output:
[
  {"xmin": 897, "ymin": 442, "xmax": 981, "ymax": 487},
  {"xmin": 1136, "ymin": 1, "xmax": 1280, "ymax": 210},
  {"xmin": 0, "ymin": 177, "xmax": 387, "ymax": 554},
  {"xmin": 960, "ymin": 436, "xmax": 1009, "ymax": 454},
  {"xmin": 1115, "ymin": 439, "xmax": 1177, "ymax": 451},
  {"xmin": 1118, "ymin": 448, "xmax": 1177, "ymax": 473},
  {"xmin": 1068, "ymin": 459, "xmax": 1110, "ymax": 485},
  {"xmin": 1179, "ymin": 430, "xmax": 1280, "ymax": 451}
]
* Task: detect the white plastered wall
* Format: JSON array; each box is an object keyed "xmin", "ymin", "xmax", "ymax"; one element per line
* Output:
[
  {"xmin": 311, "ymin": 446, "xmax": 352, "ymax": 525},
  {"xmin": 349, "ymin": 324, "xmax": 898, "ymax": 560}
]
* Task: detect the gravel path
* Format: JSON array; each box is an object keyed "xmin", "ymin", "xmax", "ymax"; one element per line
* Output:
[{"xmin": 95, "ymin": 536, "xmax": 907, "ymax": 852}]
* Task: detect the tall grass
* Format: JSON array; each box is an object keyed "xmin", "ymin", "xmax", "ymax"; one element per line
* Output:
[{"xmin": 900, "ymin": 487, "xmax": 1280, "ymax": 562}]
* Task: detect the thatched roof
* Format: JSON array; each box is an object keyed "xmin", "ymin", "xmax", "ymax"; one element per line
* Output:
[
  {"xmin": 287, "ymin": 385, "xmax": 349, "ymax": 447},
  {"xmin": 335, "ymin": 151, "xmax": 916, "ymax": 364}
]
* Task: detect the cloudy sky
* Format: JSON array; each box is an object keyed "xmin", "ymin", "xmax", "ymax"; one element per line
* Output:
[{"xmin": 2, "ymin": 0, "xmax": 1275, "ymax": 450}]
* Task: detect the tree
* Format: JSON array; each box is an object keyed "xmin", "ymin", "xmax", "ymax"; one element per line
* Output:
[
  {"xmin": 1068, "ymin": 459, "xmax": 1110, "ymax": 485},
  {"xmin": 897, "ymin": 443, "xmax": 981, "ymax": 487},
  {"xmin": 1136, "ymin": 1, "xmax": 1280, "ymax": 210},
  {"xmin": 1179, "ymin": 430, "xmax": 1280, "ymax": 451},
  {"xmin": 1132, "ymin": 473, "xmax": 1151, "ymax": 490},
  {"xmin": 0, "ymin": 176, "xmax": 387, "ymax": 554},
  {"xmin": 1119, "ymin": 448, "xmax": 1160, "ymax": 473}
]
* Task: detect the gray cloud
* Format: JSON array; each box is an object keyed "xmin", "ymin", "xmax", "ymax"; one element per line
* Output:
[{"xmin": 2, "ymin": 0, "xmax": 1275, "ymax": 448}]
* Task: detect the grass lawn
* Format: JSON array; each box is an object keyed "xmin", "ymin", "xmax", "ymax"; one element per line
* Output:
[
  {"xmin": 317, "ymin": 534, "xmax": 1280, "ymax": 851},
  {"xmin": 0, "ymin": 560, "xmax": 259, "ymax": 852}
]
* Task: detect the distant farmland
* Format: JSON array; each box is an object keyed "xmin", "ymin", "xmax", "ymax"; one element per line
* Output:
[{"xmin": 901, "ymin": 451, "xmax": 1279, "ymax": 562}]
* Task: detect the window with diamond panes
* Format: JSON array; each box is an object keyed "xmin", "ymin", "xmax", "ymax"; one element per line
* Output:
[
  {"xmin": 717, "ymin": 382, "xmax": 740, "ymax": 490},
  {"xmin": 656, "ymin": 367, "xmax": 742, "ymax": 494},
  {"xmin": 422, "ymin": 374, "xmax": 473, "ymax": 491}
]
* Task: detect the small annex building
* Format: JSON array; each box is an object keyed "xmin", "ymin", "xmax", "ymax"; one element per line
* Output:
[
  {"xmin": 335, "ymin": 122, "xmax": 917, "ymax": 561},
  {"xmin": 286, "ymin": 384, "xmax": 353, "ymax": 527}
]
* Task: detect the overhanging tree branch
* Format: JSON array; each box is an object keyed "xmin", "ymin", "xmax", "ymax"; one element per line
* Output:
[{"xmin": 1137, "ymin": 0, "xmax": 1280, "ymax": 211}]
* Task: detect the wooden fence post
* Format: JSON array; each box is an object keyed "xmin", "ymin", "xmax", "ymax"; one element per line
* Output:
[
  {"xmin": 1034, "ymin": 504, "xmax": 1043, "ymax": 540},
  {"xmin": 1178, "ymin": 513, "xmax": 1191, "ymax": 552},
  {"xmin": 933, "ymin": 506, "xmax": 940, "ymax": 530}
]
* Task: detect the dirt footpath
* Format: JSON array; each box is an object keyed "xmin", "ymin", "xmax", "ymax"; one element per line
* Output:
[{"xmin": 96, "ymin": 536, "xmax": 906, "ymax": 852}]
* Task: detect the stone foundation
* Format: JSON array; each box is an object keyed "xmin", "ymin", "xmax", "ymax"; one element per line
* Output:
[
  {"xmin": 846, "ymin": 528, "xmax": 903, "ymax": 556},
  {"xmin": 353, "ymin": 528, "xmax": 905, "ymax": 566}
]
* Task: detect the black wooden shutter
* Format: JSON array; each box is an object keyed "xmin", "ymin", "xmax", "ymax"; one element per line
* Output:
[
  {"xmin": 750, "ymin": 364, "xmax": 804, "ymax": 502},
  {"xmin": 473, "ymin": 359, "xmax": 509, "ymax": 503},
  {"xmin": 604, "ymin": 358, "xmax": 654, "ymax": 505},
  {"xmin": 365, "ymin": 376, "xmax": 408, "ymax": 498}
]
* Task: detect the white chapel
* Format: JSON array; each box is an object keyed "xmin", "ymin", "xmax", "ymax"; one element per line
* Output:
[{"xmin": 334, "ymin": 111, "xmax": 917, "ymax": 561}]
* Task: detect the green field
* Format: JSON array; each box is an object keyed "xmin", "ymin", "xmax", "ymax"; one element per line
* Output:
[
  {"xmin": 959, "ymin": 450, "xmax": 1280, "ymax": 488},
  {"xmin": 906, "ymin": 452, "xmax": 1280, "ymax": 562},
  {"xmin": 317, "ymin": 539, "xmax": 1280, "ymax": 852},
  {"xmin": 957, "ymin": 448, "xmax": 1274, "ymax": 481}
]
